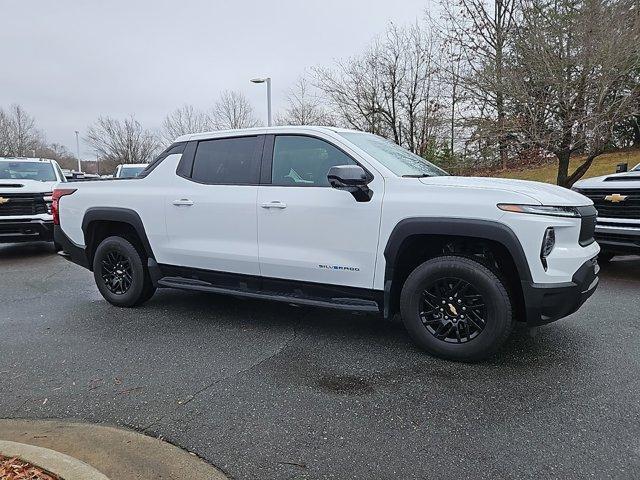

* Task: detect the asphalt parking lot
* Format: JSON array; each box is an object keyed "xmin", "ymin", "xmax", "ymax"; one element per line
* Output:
[{"xmin": 1, "ymin": 242, "xmax": 639, "ymax": 480}]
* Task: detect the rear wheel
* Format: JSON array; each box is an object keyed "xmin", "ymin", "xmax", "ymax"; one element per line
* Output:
[
  {"xmin": 93, "ymin": 236, "xmax": 156, "ymax": 307},
  {"xmin": 400, "ymin": 255, "xmax": 513, "ymax": 361}
]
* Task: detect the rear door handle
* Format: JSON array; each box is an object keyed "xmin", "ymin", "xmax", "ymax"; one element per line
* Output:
[
  {"xmin": 261, "ymin": 201, "xmax": 287, "ymax": 209},
  {"xmin": 172, "ymin": 199, "xmax": 194, "ymax": 206}
]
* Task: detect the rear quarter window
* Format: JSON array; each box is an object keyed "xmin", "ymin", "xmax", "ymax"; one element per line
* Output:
[{"xmin": 138, "ymin": 142, "xmax": 186, "ymax": 178}]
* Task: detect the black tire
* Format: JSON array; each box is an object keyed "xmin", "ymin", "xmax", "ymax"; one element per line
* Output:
[
  {"xmin": 598, "ymin": 251, "xmax": 615, "ymax": 263},
  {"xmin": 400, "ymin": 255, "xmax": 513, "ymax": 362},
  {"xmin": 92, "ymin": 236, "xmax": 156, "ymax": 307}
]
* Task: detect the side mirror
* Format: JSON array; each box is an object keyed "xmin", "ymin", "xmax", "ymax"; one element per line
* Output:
[
  {"xmin": 327, "ymin": 165, "xmax": 373, "ymax": 202},
  {"xmin": 616, "ymin": 163, "xmax": 628, "ymax": 173}
]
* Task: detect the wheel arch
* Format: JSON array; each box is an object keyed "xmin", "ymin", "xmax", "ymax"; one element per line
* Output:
[
  {"xmin": 82, "ymin": 207, "xmax": 155, "ymax": 269},
  {"xmin": 383, "ymin": 218, "xmax": 533, "ymax": 320}
]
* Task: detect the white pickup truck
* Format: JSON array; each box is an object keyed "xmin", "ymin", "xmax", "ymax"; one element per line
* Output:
[
  {"xmin": 54, "ymin": 126, "xmax": 600, "ymax": 360},
  {"xmin": 0, "ymin": 157, "xmax": 67, "ymax": 244},
  {"xmin": 573, "ymin": 162, "xmax": 640, "ymax": 261}
]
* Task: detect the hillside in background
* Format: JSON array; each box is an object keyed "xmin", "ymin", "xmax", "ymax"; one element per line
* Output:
[{"xmin": 488, "ymin": 150, "xmax": 640, "ymax": 184}]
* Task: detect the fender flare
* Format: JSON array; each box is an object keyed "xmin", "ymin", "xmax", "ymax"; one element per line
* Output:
[
  {"xmin": 382, "ymin": 217, "xmax": 533, "ymax": 318},
  {"xmin": 81, "ymin": 207, "xmax": 155, "ymax": 261}
]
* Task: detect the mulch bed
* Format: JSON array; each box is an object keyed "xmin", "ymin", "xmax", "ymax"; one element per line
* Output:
[{"xmin": 0, "ymin": 455, "xmax": 61, "ymax": 480}]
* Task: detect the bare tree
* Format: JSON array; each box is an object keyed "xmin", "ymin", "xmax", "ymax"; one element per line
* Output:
[
  {"xmin": 0, "ymin": 104, "xmax": 43, "ymax": 157},
  {"xmin": 276, "ymin": 77, "xmax": 333, "ymax": 126},
  {"xmin": 314, "ymin": 51, "xmax": 385, "ymax": 135},
  {"xmin": 162, "ymin": 104, "xmax": 214, "ymax": 144},
  {"xmin": 85, "ymin": 115, "xmax": 160, "ymax": 165},
  {"xmin": 507, "ymin": 0, "xmax": 640, "ymax": 186},
  {"xmin": 441, "ymin": 0, "xmax": 519, "ymax": 169},
  {"xmin": 211, "ymin": 90, "xmax": 260, "ymax": 130},
  {"xmin": 35, "ymin": 143, "xmax": 77, "ymax": 169},
  {"xmin": 314, "ymin": 22, "xmax": 446, "ymax": 156},
  {"xmin": 398, "ymin": 22, "xmax": 445, "ymax": 157}
]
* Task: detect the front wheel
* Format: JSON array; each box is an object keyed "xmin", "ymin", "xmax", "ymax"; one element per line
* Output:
[
  {"xmin": 93, "ymin": 236, "xmax": 156, "ymax": 307},
  {"xmin": 400, "ymin": 255, "xmax": 513, "ymax": 362}
]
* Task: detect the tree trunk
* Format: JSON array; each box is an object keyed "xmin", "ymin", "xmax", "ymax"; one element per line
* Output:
[
  {"xmin": 495, "ymin": 2, "xmax": 508, "ymax": 170},
  {"xmin": 556, "ymin": 150, "xmax": 571, "ymax": 186},
  {"xmin": 450, "ymin": 81, "xmax": 457, "ymax": 156},
  {"xmin": 632, "ymin": 116, "xmax": 640, "ymax": 148},
  {"xmin": 565, "ymin": 154, "xmax": 598, "ymax": 188}
]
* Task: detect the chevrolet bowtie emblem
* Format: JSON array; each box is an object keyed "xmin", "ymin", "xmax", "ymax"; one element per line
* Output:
[
  {"xmin": 448, "ymin": 304, "xmax": 458, "ymax": 316},
  {"xmin": 604, "ymin": 193, "xmax": 628, "ymax": 203},
  {"xmin": 0, "ymin": 197, "xmax": 8, "ymax": 205}
]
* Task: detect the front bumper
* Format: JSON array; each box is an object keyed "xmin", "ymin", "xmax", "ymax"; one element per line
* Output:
[
  {"xmin": 0, "ymin": 219, "xmax": 54, "ymax": 243},
  {"xmin": 522, "ymin": 256, "xmax": 599, "ymax": 326},
  {"xmin": 594, "ymin": 223, "xmax": 640, "ymax": 254}
]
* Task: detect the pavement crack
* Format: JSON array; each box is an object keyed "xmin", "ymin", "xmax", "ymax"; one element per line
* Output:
[{"xmin": 142, "ymin": 325, "xmax": 297, "ymax": 432}]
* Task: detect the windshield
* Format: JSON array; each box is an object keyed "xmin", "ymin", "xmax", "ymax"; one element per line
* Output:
[
  {"xmin": 0, "ymin": 161, "xmax": 57, "ymax": 182},
  {"xmin": 632, "ymin": 163, "xmax": 640, "ymax": 171},
  {"xmin": 118, "ymin": 166, "xmax": 145, "ymax": 178},
  {"xmin": 339, "ymin": 132, "xmax": 448, "ymax": 177}
]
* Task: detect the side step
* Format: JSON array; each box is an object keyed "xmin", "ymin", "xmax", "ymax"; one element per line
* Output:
[{"xmin": 157, "ymin": 276, "xmax": 380, "ymax": 312}]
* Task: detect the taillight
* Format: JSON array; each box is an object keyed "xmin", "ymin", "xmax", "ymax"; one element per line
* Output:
[{"xmin": 51, "ymin": 188, "xmax": 77, "ymax": 225}]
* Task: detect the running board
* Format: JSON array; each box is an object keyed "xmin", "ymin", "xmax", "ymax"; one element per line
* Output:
[{"xmin": 157, "ymin": 276, "xmax": 380, "ymax": 312}]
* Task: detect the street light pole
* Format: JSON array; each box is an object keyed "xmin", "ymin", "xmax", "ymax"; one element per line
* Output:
[
  {"xmin": 250, "ymin": 77, "xmax": 272, "ymax": 126},
  {"xmin": 74, "ymin": 130, "xmax": 82, "ymax": 172}
]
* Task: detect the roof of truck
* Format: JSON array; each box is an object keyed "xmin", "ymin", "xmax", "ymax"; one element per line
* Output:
[
  {"xmin": 173, "ymin": 125, "xmax": 360, "ymax": 143},
  {"xmin": 0, "ymin": 157, "xmax": 55, "ymax": 163}
]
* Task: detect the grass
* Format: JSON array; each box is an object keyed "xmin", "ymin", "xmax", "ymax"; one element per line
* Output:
[{"xmin": 489, "ymin": 150, "xmax": 640, "ymax": 184}]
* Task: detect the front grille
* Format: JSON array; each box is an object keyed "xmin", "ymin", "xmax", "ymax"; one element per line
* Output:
[
  {"xmin": 596, "ymin": 231, "xmax": 640, "ymax": 246},
  {"xmin": 574, "ymin": 188, "xmax": 640, "ymax": 219},
  {"xmin": 0, "ymin": 193, "xmax": 47, "ymax": 216}
]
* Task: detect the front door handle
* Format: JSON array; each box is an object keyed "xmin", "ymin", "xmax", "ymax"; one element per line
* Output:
[
  {"xmin": 261, "ymin": 201, "xmax": 287, "ymax": 209},
  {"xmin": 172, "ymin": 199, "xmax": 194, "ymax": 206}
]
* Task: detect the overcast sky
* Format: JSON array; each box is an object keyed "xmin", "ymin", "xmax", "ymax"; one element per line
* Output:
[{"xmin": 1, "ymin": 0, "xmax": 433, "ymax": 159}]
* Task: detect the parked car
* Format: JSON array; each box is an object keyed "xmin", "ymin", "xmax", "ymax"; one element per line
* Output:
[
  {"xmin": 0, "ymin": 157, "xmax": 65, "ymax": 243},
  {"xmin": 53, "ymin": 127, "xmax": 599, "ymax": 361},
  {"xmin": 114, "ymin": 164, "xmax": 147, "ymax": 178},
  {"xmin": 573, "ymin": 162, "xmax": 640, "ymax": 261}
]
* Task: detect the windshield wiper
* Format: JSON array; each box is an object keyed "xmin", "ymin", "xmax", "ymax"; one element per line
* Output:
[{"xmin": 402, "ymin": 174, "xmax": 431, "ymax": 178}]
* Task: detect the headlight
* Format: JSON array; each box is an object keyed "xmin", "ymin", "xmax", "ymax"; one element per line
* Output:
[
  {"xmin": 540, "ymin": 227, "xmax": 555, "ymax": 270},
  {"xmin": 43, "ymin": 192, "xmax": 53, "ymax": 214},
  {"xmin": 497, "ymin": 204, "xmax": 581, "ymax": 218}
]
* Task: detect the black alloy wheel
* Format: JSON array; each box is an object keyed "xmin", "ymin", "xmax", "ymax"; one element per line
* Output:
[
  {"xmin": 100, "ymin": 250, "xmax": 133, "ymax": 295},
  {"xmin": 420, "ymin": 277, "xmax": 486, "ymax": 344},
  {"xmin": 400, "ymin": 255, "xmax": 513, "ymax": 361},
  {"xmin": 93, "ymin": 236, "xmax": 156, "ymax": 307}
]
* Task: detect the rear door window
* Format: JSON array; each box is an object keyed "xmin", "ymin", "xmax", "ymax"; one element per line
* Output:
[{"xmin": 191, "ymin": 136, "xmax": 260, "ymax": 185}]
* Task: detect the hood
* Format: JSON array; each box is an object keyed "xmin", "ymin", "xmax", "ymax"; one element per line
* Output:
[
  {"xmin": 0, "ymin": 179, "xmax": 59, "ymax": 195},
  {"xmin": 419, "ymin": 176, "xmax": 591, "ymax": 206},
  {"xmin": 573, "ymin": 170, "xmax": 640, "ymax": 189}
]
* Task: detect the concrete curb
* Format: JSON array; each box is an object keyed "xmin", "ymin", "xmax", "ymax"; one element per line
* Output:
[
  {"xmin": 0, "ymin": 419, "xmax": 228, "ymax": 480},
  {"xmin": 0, "ymin": 440, "xmax": 110, "ymax": 480}
]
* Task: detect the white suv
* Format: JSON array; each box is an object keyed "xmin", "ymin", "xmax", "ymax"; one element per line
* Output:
[
  {"xmin": 53, "ymin": 127, "xmax": 599, "ymax": 360},
  {"xmin": 0, "ymin": 157, "xmax": 66, "ymax": 243}
]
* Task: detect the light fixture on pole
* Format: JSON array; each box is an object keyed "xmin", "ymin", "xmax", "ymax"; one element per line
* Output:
[
  {"xmin": 74, "ymin": 130, "xmax": 82, "ymax": 172},
  {"xmin": 250, "ymin": 77, "xmax": 272, "ymax": 127}
]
